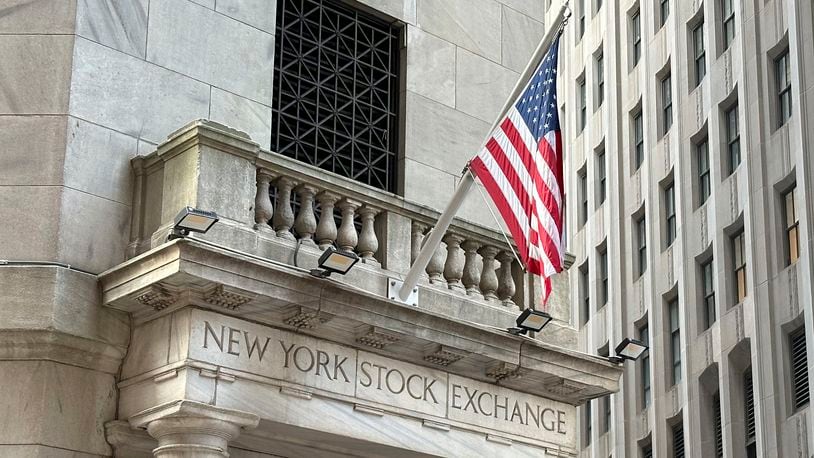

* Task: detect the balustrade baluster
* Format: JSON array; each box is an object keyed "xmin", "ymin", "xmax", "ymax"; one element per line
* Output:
[
  {"xmin": 496, "ymin": 251, "xmax": 517, "ymax": 308},
  {"xmin": 411, "ymin": 221, "xmax": 428, "ymax": 264},
  {"xmin": 461, "ymin": 240, "xmax": 482, "ymax": 297},
  {"xmin": 253, "ymin": 168, "xmax": 274, "ymax": 232},
  {"xmin": 478, "ymin": 246, "xmax": 499, "ymax": 302},
  {"xmin": 443, "ymin": 234, "xmax": 465, "ymax": 291},
  {"xmin": 315, "ymin": 191, "xmax": 340, "ymax": 250},
  {"xmin": 272, "ymin": 177, "xmax": 297, "ymax": 240},
  {"xmin": 336, "ymin": 198, "xmax": 360, "ymax": 252},
  {"xmin": 426, "ymin": 237, "xmax": 446, "ymax": 285},
  {"xmin": 357, "ymin": 205, "xmax": 380, "ymax": 264},
  {"xmin": 294, "ymin": 184, "xmax": 317, "ymax": 246}
]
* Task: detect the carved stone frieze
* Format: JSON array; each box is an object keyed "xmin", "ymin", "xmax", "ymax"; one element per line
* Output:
[
  {"xmin": 134, "ymin": 285, "xmax": 177, "ymax": 311},
  {"xmin": 284, "ymin": 307, "xmax": 332, "ymax": 329},
  {"xmin": 203, "ymin": 285, "xmax": 254, "ymax": 311},
  {"xmin": 423, "ymin": 344, "xmax": 470, "ymax": 367},
  {"xmin": 355, "ymin": 326, "xmax": 400, "ymax": 349},
  {"xmin": 485, "ymin": 362, "xmax": 519, "ymax": 382}
]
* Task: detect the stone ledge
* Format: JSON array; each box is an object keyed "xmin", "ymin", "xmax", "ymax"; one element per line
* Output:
[{"xmin": 0, "ymin": 329, "xmax": 126, "ymax": 374}]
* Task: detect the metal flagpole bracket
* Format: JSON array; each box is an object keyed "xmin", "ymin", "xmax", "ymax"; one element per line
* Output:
[{"xmin": 388, "ymin": 278, "xmax": 418, "ymax": 306}]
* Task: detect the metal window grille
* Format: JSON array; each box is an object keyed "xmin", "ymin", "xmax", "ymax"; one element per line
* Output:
[
  {"xmin": 713, "ymin": 394, "xmax": 723, "ymax": 457},
  {"xmin": 791, "ymin": 328, "xmax": 810, "ymax": 409},
  {"xmin": 744, "ymin": 370, "xmax": 756, "ymax": 443},
  {"xmin": 673, "ymin": 423, "xmax": 685, "ymax": 458},
  {"xmin": 272, "ymin": 0, "xmax": 401, "ymax": 193}
]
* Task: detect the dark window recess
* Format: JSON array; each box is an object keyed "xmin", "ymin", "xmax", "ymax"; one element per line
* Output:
[
  {"xmin": 272, "ymin": 0, "xmax": 401, "ymax": 192},
  {"xmin": 744, "ymin": 370, "xmax": 756, "ymax": 445},
  {"xmin": 714, "ymin": 394, "xmax": 723, "ymax": 458},
  {"xmin": 791, "ymin": 328, "xmax": 810, "ymax": 409},
  {"xmin": 673, "ymin": 423, "xmax": 685, "ymax": 458},
  {"xmin": 642, "ymin": 444, "xmax": 653, "ymax": 458}
]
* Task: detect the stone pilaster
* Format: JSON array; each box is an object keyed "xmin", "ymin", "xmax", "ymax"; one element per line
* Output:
[{"xmin": 129, "ymin": 400, "xmax": 259, "ymax": 458}]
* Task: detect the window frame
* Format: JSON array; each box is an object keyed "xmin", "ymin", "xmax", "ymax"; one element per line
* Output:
[
  {"xmin": 599, "ymin": 247, "xmax": 608, "ymax": 306},
  {"xmin": 732, "ymin": 230, "xmax": 747, "ymax": 304},
  {"xmin": 669, "ymin": 298, "xmax": 681, "ymax": 386},
  {"xmin": 597, "ymin": 149, "xmax": 606, "ymax": 205},
  {"xmin": 693, "ymin": 20, "xmax": 706, "ymax": 87},
  {"xmin": 722, "ymin": 0, "xmax": 735, "ymax": 50},
  {"xmin": 633, "ymin": 111, "xmax": 644, "ymax": 169},
  {"xmin": 660, "ymin": 0, "xmax": 670, "ymax": 28},
  {"xmin": 701, "ymin": 258, "xmax": 716, "ymax": 329},
  {"xmin": 631, "ymin": 11, "xmax": 642, "ymax": 67},
  {"xmin": 783, "ymin": 186, "xmax": 799, "ymax": 265},
  {"xmin": 776, "ymin": 51, "xmax": 792, "ymax": 127},
  {"xmin": 637, "ymin": 216, "xmax": 648, "ymax": 277},
  {"xmin": 662, "ymin": 74, "xmax": 673, "ymax": 135},
  {"xmin": 665, "ymin": 183, "xmax": 676, "ymax": 247},
  {"xmin": 640, "ymin": 323, "xmax": 651, "ymax": 409},
  {"xmin": 726, "ymin": 104, "xmax": 740, "ymax": 174},
  {"xmin": 596, "ymin": 52, "xmax": 605, "ymax": 108},
  {"xmin": 790, "ymin": 327, "xmax": 810, "ymax": 410},
  {"xmin": 579, "ymin": 167, "xmax": 588, "ymax": 226},
  {"xmin": 697, "ymin": 139, "xmax": 711, "ymax": 205},
  {"xmin": 579, "ymin": 78, "xmax": 587, "ymax": 132}
]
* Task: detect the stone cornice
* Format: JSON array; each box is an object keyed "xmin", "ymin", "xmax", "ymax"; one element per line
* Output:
[
  {"xmin": 155, "ymin": 119, "xmax": 260, "ymax": 163},
  {"xmin": 99, "ymin": 239, "xmax": 621, "ymax": 404}
]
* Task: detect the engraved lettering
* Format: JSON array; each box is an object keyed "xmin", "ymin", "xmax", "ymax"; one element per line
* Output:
[
  {"xmin": 526, "ymin": 403, "xmax": 540, "ymax": 428},
  {"xmin": 385, "ymin": 369, "xmax": 405, "ymax": 394},
  {"xmin": 227, "ymin": 327, "xmax": 240, "ymax": 356},
  {"xmin": 334, "ymin": 355, "xmax": 350, "ymax": 383},
  {"xmin": 375, "ymin": 364, "xmax": 387, "ymax": 390},
  {"xmin": 477, "ymin": 391, "xmax": 493, "ymax": 416},
  {"xmin": 406, "ymin": 374, "xmax": 423, "ymax": 400},
  {"xmin": 510, "ymin": 400, "xmax": 524, "ymax": 424},
  {"xmin": 494, "ymin": 394, "xmax": 508, "ymax": 420},
  {"xmin": 280, "ymin": 340, "xmax": 295, "ymax": 368},
  {"xmin": 423, "ymin": 378, "xmax": 439, "ymax": 404},
  {"xmin": 243, "ymin": 331, "xmax": 271, "ymax": 362},
  {"xmin": 557, "ymin": 410, "xmax": 567, "ymax": 434},
  {"xmin": 293, "ymin": 345, "xmax": 315, "ymax": 372},
  {"xmin": 359, "ymin": 361, "xmax": 373, "ymax": 387},
  {"xmin": 315, "ymin": 350, "xmax": 330, "ymax": 378},
  {"xmin": 541, "ymin": 408, "xmax": 557, "ymax": 432},
  {"xmin": 203, "ymin": 321, "xmax": 224, "ymax": 351},
  {"xmin": 463, "ymin": 387, "xmax": 479, "ymax": 413},
  {"xmin": 451, "ymin": 384, "xmax": 463, "ymax": 409}
]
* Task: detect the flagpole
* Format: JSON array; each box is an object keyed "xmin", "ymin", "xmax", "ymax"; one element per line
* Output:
[{"xmin": 396, "ymin": 3, "xmax": 571, "ymax": 303}]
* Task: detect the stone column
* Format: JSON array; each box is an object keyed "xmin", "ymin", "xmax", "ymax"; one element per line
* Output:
[
  {"xmin": 357, "ymin": 205, "xmax": 380, "ymax": 264},
  {"xmin": 130, "ymin": 400, "xmax": 259, "ymax": 458},
  {"xmin": 410, "ymin": 221, "xmax": 428, "ymax": 264},
  {"xmin": 315, "ymin": 191, "xmax": 340, "ymax": 250},
  {"xmin": 336, "ymin": 198, "xmax": 360, "ymax": 252},
  {"xmin": 496, "ymin": 251, "xmax": 517, "ymax": 308}
]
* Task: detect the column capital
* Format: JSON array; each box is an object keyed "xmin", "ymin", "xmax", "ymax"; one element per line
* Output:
[{"xmin": 130, "ymin": 400, "xmax": 259, "ymax": 458}]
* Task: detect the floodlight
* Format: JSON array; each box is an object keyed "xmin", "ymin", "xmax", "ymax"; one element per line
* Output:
[
  {"xmin": 169, "ymin": 207, "xmax": 219, "ymax": 239},
  {"xmin": 507, "ymin": 309, "xmax": 553, "ymax": 335},
  {"xmin": 609, "ymin": 338, "xmax": 649, "ymax": 363},
  {"xmin": 309, "ymin": 246, "xmax": 359, "ymax": 278}
]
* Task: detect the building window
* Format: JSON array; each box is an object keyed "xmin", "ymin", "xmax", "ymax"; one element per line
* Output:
[
  {"xmin": 673, "ymin": 422, "xmax": 685, "ymax": 458},
  {"xmin": 579, "ymin": 0, "xmax": 586, "ymax": 39},
  {"xmin": 272, "ymin": 0, "xmax": 401, "ymax": 192},
  {"xmin": 693, "ymin": 21, "xmax": 706, "ymax": 87},
  {"xmin": 631, "ymin": 11, "xmax": 641, "ymax": 66},
  {"xmin": 669, "ymin": 298, "xmax": 681, "ymax": 385},
  {"xmin": 579, "ymin": 168, "xmax": 588, "ymax": 226},
  {"xmin": 602, "ymin": 394, "xmax": 611, "ymax": 433},
  {"xmin": 777, "ymin": 51, "xmax": 792, "ymax": 126},
  {"xmin": 596, "ymin": 52, "xmax": 605, "ymax": 108},
  {"xmin": 636, "ymin": 216, "xmax": 647, "ymax": 277},
  {"xmin": 580, "ymin": 262, "xmax": 590, "ymax": 325},
  {"xmin": 584, "ymin": 400, "xmax": 592, "ymax": 446},
  {"xmin": 660, "ymin": 0, "xmax": 670, "ymax": 28},
  {"xmin": 722, "ymin": 0, "xmax": 735, "ymax": 50},
  {"xmin": 640, "ymin": 323, "xmax": 651, "ymax": 408},
  {"xmin": 791, "ymin": 327, "xmax": 810, "ymax": 409},
  {"xmin": 642, "ymin": 444, "xmax": 653, "ymax": 458},
  {"xmin": 784, "ymin": 186, "xmax": 799, "ymax": 265},
  {"xmin": 595, "ymin": 0, "xmax": 603, "ymax": 13},
  {"xmin": 662, "ymin": 74, "xmax": 673, "ymax": 135},
  {"xmin": 697, "ymin": 139, "xmax": 711, "ymax": 204},
  {"xmin": 597, "ymin": 149, "xmax": 606, "ymax": 205},
  {"xmin": 665, "ymin": 183, "xmax": 676, "ymax": 247},
  {"xmin": 713, "ymin": 394, "xmax": 723, "ymax": 457},
  {"xmin": 633, "ymin": 111, "xmax": 644, "ymax": 169},
  {"xmin": 599, "ymin": 247, "xmax": 608, "ymax": 306},
  {"xmin": 744, "ymin": 369, "xmax": 756, "ymax": 455},
  {"xmin": 579, "ymin": 79, "xmax": 587, "ymax": 132},
  {"xmin": 726, "ymin": 104, "xmax": 740, "ymax": 174},
  {"xmin": 732, "ymin": 230, "xmax": 747, "ymax": 304},
  {"xmin": 701, "ymin": 259, "xmax": 716, "ymax": 329}
]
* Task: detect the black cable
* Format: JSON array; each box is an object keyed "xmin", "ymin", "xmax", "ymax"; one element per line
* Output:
[{"xmin": 0, "ymin": 260, "xmax": 97, "ymax": 276}]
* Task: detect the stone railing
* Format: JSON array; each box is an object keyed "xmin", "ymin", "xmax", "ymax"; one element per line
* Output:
[{"xmin": 128, "ymin": 120, "xmax": 573, "ymax": 333}]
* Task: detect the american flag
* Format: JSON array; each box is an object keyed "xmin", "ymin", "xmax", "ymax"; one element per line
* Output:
[{"xmin": 469, "ymin": 32, "xmax": 564, "ymax": 306}]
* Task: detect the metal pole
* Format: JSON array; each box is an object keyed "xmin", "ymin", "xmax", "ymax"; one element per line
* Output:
[{"xmin": 396, "ymin": 3, "xmax": 570, "ymax": 302}]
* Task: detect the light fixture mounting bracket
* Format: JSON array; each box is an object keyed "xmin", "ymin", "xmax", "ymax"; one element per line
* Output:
[{"xmin": 388, "ymin": 278, "xmax": 418, "ymax": 306}]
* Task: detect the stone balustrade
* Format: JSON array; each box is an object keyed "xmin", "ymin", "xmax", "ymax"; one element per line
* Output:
[
  {"xmin": 128, "ymin": 121, "xmax": 573, "ymax": 328},
  {"xmin": 251, "ymin": 158, "xmax": 524, "ymax": 309}
]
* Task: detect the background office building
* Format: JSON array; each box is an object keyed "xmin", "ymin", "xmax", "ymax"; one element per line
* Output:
[
  {"xmin": 557, "ymin": 0, "xmax": 814, "ymax": 456},
  {"xmin": 0, "ymin": 0, "xmax": 621, "ymax": 457}
]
